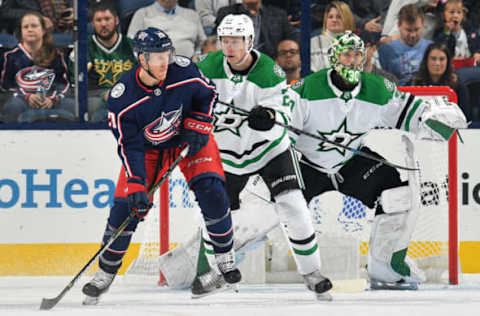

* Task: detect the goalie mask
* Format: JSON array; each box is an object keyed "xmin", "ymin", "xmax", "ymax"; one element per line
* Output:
[
  {"xmin": 328, "ymin": 31, "xmax": 366, "ymax": 85},
  {"xmin": 217, "ymin": 14, "xmax": 255, "ymax": 65}
]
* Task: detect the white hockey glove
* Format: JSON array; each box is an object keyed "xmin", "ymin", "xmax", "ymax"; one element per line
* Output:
[{"xmin": 417, "ymin": 98, "xmax": 467, "ymax": 141}]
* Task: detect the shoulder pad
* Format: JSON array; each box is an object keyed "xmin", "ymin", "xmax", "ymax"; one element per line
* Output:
[
  {"xmin": 110, "ymin": 82, "xmax": 126, "ymax": 98},
  {"xmin": 175, "ymin": 56, "xmax": 191, "ymax": 67}
]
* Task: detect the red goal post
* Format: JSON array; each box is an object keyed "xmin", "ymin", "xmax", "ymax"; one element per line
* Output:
[{"xmin": 398, "ymin": 85, "xmax": 459, "ymax": 284}]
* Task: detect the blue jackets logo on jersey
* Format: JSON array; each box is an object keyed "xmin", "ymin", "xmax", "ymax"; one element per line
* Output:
[
  {"xmin": 15, "ymin": 66, "xmax": 55, "ymax": 93},
  {"xmin": 144, "ymin": 107, "xmax": 183, "ymax": 145}
]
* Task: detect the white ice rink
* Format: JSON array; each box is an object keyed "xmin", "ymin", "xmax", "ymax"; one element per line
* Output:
[{"xmin": 1, "ymin": 276, "xmax": 480, "ymax": 316}]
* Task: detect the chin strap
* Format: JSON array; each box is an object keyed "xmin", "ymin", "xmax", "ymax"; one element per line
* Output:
[
  {"xmin": 142, "ymin": 52, "xmax": 162, "ymax": 81},
  {"xmin": 232, "ymin": 51, "xmax": 251, "ymax": 67}
]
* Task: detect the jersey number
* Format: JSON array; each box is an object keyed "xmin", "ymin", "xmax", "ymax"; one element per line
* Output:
[
  {"xmin": 108, "ymin": 112, "xmax": 117, "ymax": 129},
  {"xmin": 282, "ymin": 95, "xmax": 295, "ymax": 111}
]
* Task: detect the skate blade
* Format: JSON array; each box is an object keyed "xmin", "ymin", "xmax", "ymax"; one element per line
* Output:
[
  {"xmin": 82, "ymin": 296, "xmax": 99, "ymax": 305},
  {"xmin": 191, "ymin": 284, "xmax": 236, "ymax": 299},
  {"xmin": 369, "ymin": 279, "xmax": 418, "ymax": 291},
  {"xmin": 315, "ymin": 292, "xmax": 333, "ymax": 301}
]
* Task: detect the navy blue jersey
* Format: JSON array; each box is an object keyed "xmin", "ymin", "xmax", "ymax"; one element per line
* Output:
[
  {"xmin": 107, "ymin": 56, "xmax": 218, "ymax": 180},
  {"xmin": 0, "ymin": 43, "xmax": 71, "ymax": 99}
]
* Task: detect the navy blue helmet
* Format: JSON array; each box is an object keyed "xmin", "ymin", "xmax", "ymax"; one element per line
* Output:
[{"xmin": 133, "ymin": 27, "xmax": 175, "ymax": 62}]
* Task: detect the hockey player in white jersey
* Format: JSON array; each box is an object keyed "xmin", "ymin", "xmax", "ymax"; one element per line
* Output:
[
  {"xmin": 283, "ymin": 31, "xmax": 467, "ymax": 290},
  {"xmin": 191, "ymin": 14, "xmax": 332, "ymax": 299}
]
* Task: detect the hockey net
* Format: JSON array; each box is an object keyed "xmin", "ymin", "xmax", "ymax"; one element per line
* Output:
[{"xmin": 126, "ymin": 86, "xmax": 459, "ymax": 285}]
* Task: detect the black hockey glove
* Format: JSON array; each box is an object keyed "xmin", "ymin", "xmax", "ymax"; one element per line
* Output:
[
  {"xmin": 126, "ymin": 177, "xmax": 153, "ymax": 219},
  {"xmin": 247, "ymin": 106, "xmax": 276, "ymax": 131},
  {"xmin": 182, "ymin": 112, "xmax": 214, "ymax": 157}
]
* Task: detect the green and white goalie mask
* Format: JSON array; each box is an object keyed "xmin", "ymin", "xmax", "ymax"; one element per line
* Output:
[{"xmin": 328, "ymin": 31, "xmax": 366, "ymax": 85}]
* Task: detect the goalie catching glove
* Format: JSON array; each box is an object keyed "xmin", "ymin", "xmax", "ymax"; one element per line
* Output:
[
  {"xmin": 126, "ymin": 177, "xmax": 153, "ymax": 218},
  {"xmin": 182, "ymin": 112, "xmax": 213, "ymax": 157},
  {"xmin": 247, "ymin": 105, "xmax": 277, "ymax": 131},
  {"xmin": 417, "ymin": 98, "xmax": 467, "ymax": 141}
]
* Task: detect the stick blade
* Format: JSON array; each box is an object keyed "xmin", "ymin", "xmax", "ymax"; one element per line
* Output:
[
  {"xmin": 39, "ymin": 297, "xmax": 60, "ymax": 310},
  {"xmin": 331, "ymin": 278, "xmax": 367, "ymax": 293}
]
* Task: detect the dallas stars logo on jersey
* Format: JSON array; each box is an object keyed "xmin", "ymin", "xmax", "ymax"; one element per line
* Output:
[
  {"xmin": 316, "ymin": 118, "xmax": 364, "ymax": 156},
  {"xmin": 214, "ymin": 102, "xmax": 246, "ymax": 137}
]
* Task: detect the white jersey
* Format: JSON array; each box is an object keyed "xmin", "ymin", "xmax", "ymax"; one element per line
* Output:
[
  {"xmin": 290, "ymin": 68, "xmax": 428, "ymax": 174},
  {"xmin": 196, "ymin": 50, "xmax": 292, "ymax": 175}
]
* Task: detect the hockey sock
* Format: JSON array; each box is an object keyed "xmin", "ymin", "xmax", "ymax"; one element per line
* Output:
[
  {"xmin": 274, "ymin": 189, "xmax": 322, "ymax": 275},
  {"xmin": 192, "ymin": 177, "xmax": 233, "ymax": 254},
  {"xmin": 99, "ymin": 199, "xmax": 140, "ymax": 274}
]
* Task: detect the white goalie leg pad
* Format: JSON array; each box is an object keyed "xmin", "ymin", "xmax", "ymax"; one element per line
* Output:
[
  {"xmin": 368, "ymin": 135, "xmax": 425, "ymax": 284},
  {"xmin": 158, "ymin": 200, "xmax": 280, "ymax": 288},
  {"xmin": 275, "ymin": 189, "xmax": 322, "ymax": 275},
  {"xmin": 380, "ymin": 186, "xmax": 411, "ymax": 213},
  {"xmin": 158, "ymin": 228, "xmax": 202, "ymax": 289}
]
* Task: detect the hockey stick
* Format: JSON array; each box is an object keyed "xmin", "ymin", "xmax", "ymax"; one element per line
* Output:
[
  {"xmin": 217, "ymin": 100, "xmax": 418, "ymax": 171},
  {"xmin": 39, "ymin": 145, "xmax": 190, "ymax": 310}
]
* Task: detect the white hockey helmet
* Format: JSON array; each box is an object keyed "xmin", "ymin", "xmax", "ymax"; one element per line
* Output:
[{"xmin": 217, "ymin": 14, "xmax": 255, "ymax": 54}]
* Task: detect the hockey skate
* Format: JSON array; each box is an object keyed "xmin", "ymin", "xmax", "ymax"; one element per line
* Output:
[
  {"xmin": 82, "ymin": 269, "xmax": 116, "ymax": 305},
  {"xmin": 191, "ymin": 269, "xmax": 231, "ymax": 299},
  {"xmin": 368, "ymin": 257, "xmax": 425, "ymax": 291},
  {"xmin": 302, "ymin": 270, "xmax": 333, "ymax": 301},
  {"xmin": 215, "ymin": 249, "xmax": 242, "ymax": 285}
]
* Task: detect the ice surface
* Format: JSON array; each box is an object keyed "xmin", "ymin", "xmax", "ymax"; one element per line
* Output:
[{"xmin": 1, "ymin": 276, "xmax": 480, "ymax": 316}]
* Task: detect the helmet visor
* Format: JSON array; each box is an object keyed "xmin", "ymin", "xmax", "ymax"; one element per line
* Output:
[
  {"xmin": 148, "ymin": 51, "xmax": 171, "ymax": 65},
  {"xmin": 220, "ymin": 37, "xmax": 246, "ymax": 51}
]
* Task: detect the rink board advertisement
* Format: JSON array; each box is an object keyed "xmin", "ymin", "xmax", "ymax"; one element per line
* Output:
[{"xmin": 0, "ymin": 130, "xmax": 479, "ymax": 275}]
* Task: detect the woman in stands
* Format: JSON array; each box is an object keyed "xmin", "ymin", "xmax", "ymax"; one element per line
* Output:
[
  {"xmin": 0, "ymin": 11, "xmax": 75, "ymax": 123},
  {"xmin": 409, "ymin": 42, "xmax": 472, "ymax": 122},
  {"xmin": 310, "ymin": 1, "xmax": 355, "ymax": 72}
]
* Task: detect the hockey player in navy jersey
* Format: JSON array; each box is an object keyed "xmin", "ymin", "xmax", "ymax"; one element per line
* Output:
[{"xmin": 81, "ymin": 27, "xmax": 241, "ymax": 305}]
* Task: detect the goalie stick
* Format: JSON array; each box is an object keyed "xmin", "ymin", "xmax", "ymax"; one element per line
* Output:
[
  {"xmin": 217, "ymin": 100, "xmax": 418, "ymax": 172},
  {"xmin": 39, "ymin": 145, "xmax": 190, "ymax": 311}
]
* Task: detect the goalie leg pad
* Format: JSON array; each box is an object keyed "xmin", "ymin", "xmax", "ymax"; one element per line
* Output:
[
  {"xmin": 99, "ymin": 199, "xmax": 139, "ymax": 274},
  {"xmin": 380, "ymin": 186, "xmax": 412, "ymax": 214},
  {"xmin": 274, "ymin": 189, "xmax": 321, "ymax": 275},
  {"xmin": 368, "ymin": 212, "xmax": 426, "ymax": 285},
  {"xmin": 192, "ymin": 177, "xmax": 233, "ymax": 254}
]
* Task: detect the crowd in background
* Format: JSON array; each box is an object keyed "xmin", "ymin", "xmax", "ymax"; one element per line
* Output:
[{"xmin": 0, "ymin": 0, "xmax": 479, "ymax": 124}]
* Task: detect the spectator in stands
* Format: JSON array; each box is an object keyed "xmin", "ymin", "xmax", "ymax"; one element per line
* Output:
[
  {"xmin": 275, "ymin": 39, "xmax": 301, "ymax": 84},
  {"xmin": 127, "ymin": 0, "xmax": 205, "ymax": 58},
  {"xmin": 345, "ymin": 0, "xmax": 391, "ymax": 34},
  {"xmin": 463, "ymin": 0, "xmax": 480, "ymax": 33},
  {"xmin": 433, "ymin": 0, "xmax": 480, "ymax": 65},
  {"xmin": 310, "ymin": 1, "xmax": 355, "ymax": 72},
  {"xmin": 192, "ymin": 35, "xmax": 218, "ymax": 62},
  {"xmin": 67, "ymin": 1, "xmax": 136, "ymax": 123},
  {"xmin": 0, "ymin": 11, "xmax": 75, "ymax": 123},
  {"xmin": 434, "ymin": 0, "xmax": 480, "ymax": 123},
  {"xmin": 409, "ymin": 42, "xmax": 472, "ymax": 121},
  {"xmin": 0, "ymin": 0, "xmax": 73, "ymax": 34},
  {"xmin": 382, "ymin": 0, "xmax": 440, "ymax": 43},
  {"xmin": 378, "ymin": 4, "xmax": 432, "ymax": 85},
  {"xmin": 363, "ymin": 42, "xmax": 399, "ymax": 85},
  {"xmin": 195, "ymin": 0, "xmax": 242, "ymax": 35},
  {"xmin": 215, "ymin": 0, "xmax": 299, "ymax": 58}
]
